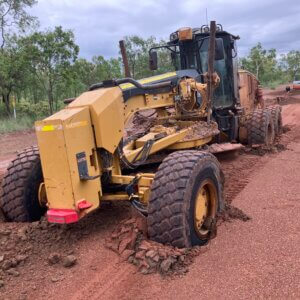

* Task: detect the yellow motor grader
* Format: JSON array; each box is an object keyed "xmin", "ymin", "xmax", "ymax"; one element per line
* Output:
[{"xmin": 0, "ymin": 22, "xmax": 282, "ymax": 248}]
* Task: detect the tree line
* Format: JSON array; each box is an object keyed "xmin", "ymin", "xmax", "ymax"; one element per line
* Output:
[
  {"xmin": 1, "ymin": 1, "xmax": 300, "ymax": 118},
  {"xmin": 240, "ymin": 43, "xmax": 300, "ymax": 87}
]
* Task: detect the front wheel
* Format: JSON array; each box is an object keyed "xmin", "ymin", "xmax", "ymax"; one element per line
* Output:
[{"xmin": 147, "ymin": 151, "xmax": 224, "ymax": 248}]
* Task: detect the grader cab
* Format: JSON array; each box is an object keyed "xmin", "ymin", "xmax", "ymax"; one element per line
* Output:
[{"xmin": 0, "ymin": 22, "xmax": 282, "ymax": 248}]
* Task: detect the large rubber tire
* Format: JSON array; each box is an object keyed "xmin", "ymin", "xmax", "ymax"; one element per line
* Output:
[
  {"xmin": 0, "ymin": 146, "xmax": 45, "ymax": 222},
  {"xmin": 269, "ymin": 105, "xmax": 282, "ymax": 136},
  {"xmin": 246, "ymin": 109, "xmax": 275, "ymax": 146},
  {"xmin": 147, "ymin": 151, "xmax": 224, "ymax": 248}
]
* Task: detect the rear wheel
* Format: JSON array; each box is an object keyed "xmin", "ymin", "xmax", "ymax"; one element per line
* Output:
[
  {"xmin": 246, "ymin": 109, "xmax": 275, "ymax": 146},
  {"xmin": 0, "ymin": 146, "xmax": 45, "ymax": 222},
  {"xmin": 147, "ymin": 151, "xmax": 224, "ymax": 248},
  {"xmin": 269, "ymin": 105, "xmax": 282, "ymax": 136}
]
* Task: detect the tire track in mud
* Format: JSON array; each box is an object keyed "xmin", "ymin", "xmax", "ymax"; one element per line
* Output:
[
  {"xmin": 221, "ymin": 154, "xmax": 266, "ymax": 205},
  {"xmin": 217, "ymin": 153, "xmax": 267, "ymax": 223},
  {"xmin": 70, "ymin": 259, "xmax": 133, "ymax": 300}
]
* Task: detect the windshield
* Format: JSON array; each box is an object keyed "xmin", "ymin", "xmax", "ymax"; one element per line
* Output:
[{"xmin": 198, "ymin": 38, "xmax": 233, "ymax": 108}]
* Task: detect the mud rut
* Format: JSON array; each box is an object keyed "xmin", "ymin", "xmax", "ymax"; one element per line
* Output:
[{"xmin": 0, "ymin": 105, "xmax": 296, "ymax": 299}]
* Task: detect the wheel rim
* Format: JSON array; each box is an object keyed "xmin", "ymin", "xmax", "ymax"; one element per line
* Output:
[
  {"xmin": 38, "ymin": 182, "xmax": 47, "ymax": 207},
  {"xmin": 194, "ymin": 179, "xmax": 217, "ymax": 238}
]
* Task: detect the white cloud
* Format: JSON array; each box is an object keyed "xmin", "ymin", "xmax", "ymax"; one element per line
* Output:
[{"xmin": 30, "ymin": 0, "xmax": 300, "ymax": 59}]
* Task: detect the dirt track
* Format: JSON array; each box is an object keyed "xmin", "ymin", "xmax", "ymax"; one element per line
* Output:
[{"xmin": 0, "ymin": 100, "xmax": 300, "ymax": 299}]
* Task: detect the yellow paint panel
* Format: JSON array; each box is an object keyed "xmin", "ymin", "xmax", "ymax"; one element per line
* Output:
[
  {"xmin": 69, "ymin": 87, "xmax": 124, "ymax": 153},
  {"xmin": 35, "ymin": 107, "xmax": 101, "ymax": 214},
  {"xmin": 42, "ymin": 125, "xmax": 54, "ymax": 131}
]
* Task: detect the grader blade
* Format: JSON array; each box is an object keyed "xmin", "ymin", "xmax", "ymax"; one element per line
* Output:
[{"xmin": 208, "ymin": 143, "xmax": 244, "ymax": 154}]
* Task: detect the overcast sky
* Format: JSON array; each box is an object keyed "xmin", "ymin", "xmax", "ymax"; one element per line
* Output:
[{"xmin": 31, "ymin": 0, "xmax": 300, "ymax": 60}]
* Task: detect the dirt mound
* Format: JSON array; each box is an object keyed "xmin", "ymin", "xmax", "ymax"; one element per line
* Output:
[
  {"xmin": 105, "ymin": 199, "xmax": 251, "ymax": 276},
  {"xmin": 105, "ymin": 215, "xmax": 191, "ymax": 275},
  {"xmin": 183, "ymin": 121, "xmax": 219, "ymax": 141},
  {"xmin": 0, "ymin": 201, "xmax": 132, "ymax": 293},
  {"xmin": 240, "ymin": 126, "xmax": 290, "ymax": 157},
  {"xmin": 218, "ymin": 203, "xmax": 251, "ymax": 223},
  {"xmin": 125, "ymin": 111, "xmax": 156, "ymax": 140},
  {"xmin": 242, "ymin": 143, "xmax": 286, "ymax": 156},
  {"xmin": 0, "ymin": 218, "xmax": 78, "ymax": 285}
]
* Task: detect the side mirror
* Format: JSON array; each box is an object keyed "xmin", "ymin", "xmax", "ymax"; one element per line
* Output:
[
  {"xmin": 149, "ymin": 51, "xmax": 158, "ymax": 70},
  {"xmin": 215, "ymin": 38, "xmax": 225, "ymax": 60}
]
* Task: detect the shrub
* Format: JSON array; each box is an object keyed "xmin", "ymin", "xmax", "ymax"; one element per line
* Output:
[
  {"xmin": 17, "ymin": 100, "xmax": 50, "ymax": 119},
  {"xmin": 0, "ymin": 116, "xmax": 34, "ymax": 133}
]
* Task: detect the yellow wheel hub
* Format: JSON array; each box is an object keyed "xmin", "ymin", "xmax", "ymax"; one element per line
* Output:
[
  {"xmin": 38, "ymin": 182, "xmax": 47, "ymax": 207},
  {"xmin": 194, "ymin": 179, "xmax": 217, "ymax": 238}
]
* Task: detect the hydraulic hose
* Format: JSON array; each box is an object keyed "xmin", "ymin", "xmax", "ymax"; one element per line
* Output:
[
  {"xmin": 89, "ymin": 78, "xmax": 172, "ymax": 91},
  {"xmin": 115, "ymin": 78, "xmax": 172, "ymax": 90}
]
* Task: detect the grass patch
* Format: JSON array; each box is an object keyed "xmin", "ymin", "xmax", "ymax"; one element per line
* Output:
[{"xmin": 0, "ymin": 116, "xmax": 34, "ymax": 134}]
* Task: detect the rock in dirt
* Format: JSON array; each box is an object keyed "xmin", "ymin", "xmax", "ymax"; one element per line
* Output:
[
  {"xmin": 6, "ymin": 268, "xmax": 19, "ymax": 277},
  {"xmin": 16, "ymin": 227, "xmax": 28, "ymax": 241},
  {"xmin": 160, "ymin": 257, "xmax": 176, "ymax": 273},
  {"xmin": 106, "ymin": 215, "xmax": 190, "ymax": 275},
  {"xmin": 48, "ymin": 253, "xmax": 61, "ymax": 265},
  {"xmin": 62, "ymin": 255, "xmax": 77, "ymax": 268},
  {"xmin": 51, "ymin": 276, "xmax": 61, "ymax": 283},
  {"xmin": 16, "ymin": 255, "xmax": 28, "ymax": 265},
  {"xmin": 0, "ymin": 280, "xmax": 4, "ymax": 288},
  {"xmin": 11, "ymin": 258, "xmax": 18, "ymax": 268},
  {"xmin": 0, "ymin": 229, "xmax": 11, "ymax": 236},
  {"xmin": 120, "ymin": 249, "xmax": 135, "ymax": 262},
  {"xmin": 118, "ymin": 237, "xmax": 132, "ymax": 254},
  {"xmin": 106, "ymin": 211, "xmax": 248, "ymax": 276},
  {"xmin": 145, "ymin": 250, "xmax": 156, "ymax": 259},
  {"xmin": 1, "ymin": 259, "xmax": 12, "ymax": 270}
]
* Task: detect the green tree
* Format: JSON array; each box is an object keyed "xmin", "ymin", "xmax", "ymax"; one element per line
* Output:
[
  {"xmin": 240, "ymin": 43, "xmax": 280, "ymax": 85},
  {"xmin": 123, "ymin": 35, "xmax": 173, "ymax": 79},
  {"xmin": 281, "ymin": 50, "xmax": 300, "ymax": 81},
  {"xmin": 65, "ymin": 57, "xmax": 122, "ymax": 98},
  {"xmin": 24, "ymin": 26, "xmax": 79, "ymax": 113},
  {"xmin": 0, "ymin": 35, "xmax": 31, "ymax": 115},
  {"xmin": 69, "ymin": 58, "xmax": 96, "ymax": 96},
  {"xmin": 0, "ymin": 0, "xmax": 37, "ymax": 49},
  {"xmin": 92, "ymin": 55, "xmax": 122, "ymax": 81}
]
